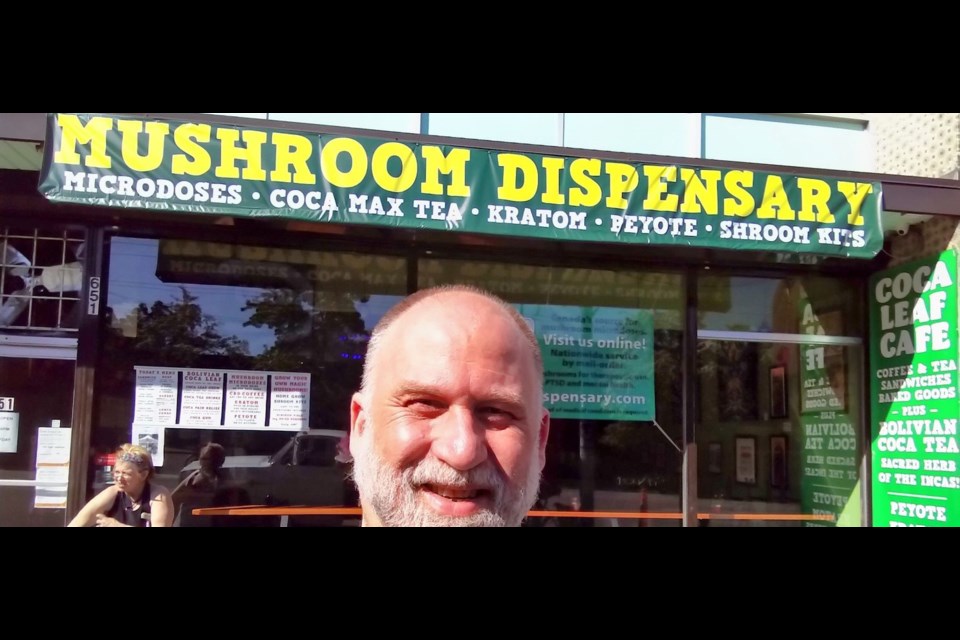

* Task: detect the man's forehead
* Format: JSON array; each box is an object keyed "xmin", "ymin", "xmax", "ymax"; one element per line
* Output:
[{"xmin": 393, "ymin": 291, "xmax": 511, "ymax": 331}]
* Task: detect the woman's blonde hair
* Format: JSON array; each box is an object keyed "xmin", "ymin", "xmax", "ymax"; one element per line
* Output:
[{"xmin": 115, "ymin": 443, "xmax": 156, "ymax": 479}]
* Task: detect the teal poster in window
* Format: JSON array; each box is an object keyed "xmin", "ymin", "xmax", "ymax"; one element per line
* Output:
[
  {"xmin": 515, "ymin": 304, "xmax": 655, "ymax": 421},
  {"xmin": 869, "ymin": 250, "xmax": 959, "ymax": 527}
]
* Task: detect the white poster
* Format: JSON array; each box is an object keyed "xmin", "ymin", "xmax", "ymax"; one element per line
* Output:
[
  {"xmin": 0, "ymin": 412, "xmax": 18, "ymax": 453},
  {"xmin": 34, "ymin": 465, "xmax": 70, "ymax": 509},
  {"xmin": 225, "ymin": 372, "xmax": 268, "ymax": 426},
  {"xmin": 36, "ymin": 426, "xmax": 71, "ymax": 464},
  {"xmin": 133, "ymin": 367, "xmax": 179, "ymax": 424},
  {"xmin": 34, "ymin": 426, "xmax": 71, "ymax": 509},
  {"xmin": 130, "ymin": 366, "xmax": 308, "ymax": 432},
  {"xmin": 269, "ymin": 373, "xmax": 310, "ymax": 429},
  {"xmin": 131, "ymin": 424, "xmax": 165, "ymax": 467},
  {"xmin": 179, "ymin": 369, "xmax": 225, "ymax": 426}
]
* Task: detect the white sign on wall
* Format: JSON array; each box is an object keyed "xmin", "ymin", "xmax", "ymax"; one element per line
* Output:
[
  {"xmin": 34, "ymin": 426, "xmax": 71, "ymax": 509},
  {"xmin": 132, "ymin": 366, "xmax": 310, "ymax": 433},
  {"xmin": 0, "ymin": 412, "xmax": 18, "ymax": 453}
]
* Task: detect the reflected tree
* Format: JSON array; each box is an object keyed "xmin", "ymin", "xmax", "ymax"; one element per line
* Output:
[
  {"xmin": 130, "ymin": 287, "xmax": 250, "ymax": 367},
  {"xmin": 242, "ymin": 289, "xmax": 370, "ymax": 431},
  {"xmin": 95, "ymin": 286, "xmax": 251, "ymax": 450},
  {"xmin": 597, "ymin": 326, "xmax": 684, "ymax": 492}
]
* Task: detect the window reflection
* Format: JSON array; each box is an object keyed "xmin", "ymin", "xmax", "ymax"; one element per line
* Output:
[
  {"xmin": 96, "ymin": 236, "xmax": 405, "ymax": 526},
  {"xmin": 699, "ymin": 275, "xmax": 862, "ymax": 336},
  {"xmin": 697, "ymin": 340, "xmax": 863, "ymax": 527},
  {"xmin": 421, "ymin": 257, "xmax": 685, "ymax": 527}
]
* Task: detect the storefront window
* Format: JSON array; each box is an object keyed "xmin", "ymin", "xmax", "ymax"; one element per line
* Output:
[
  {"xmin": 427, "ymin": 113, "xmax": 561, "ymax": 146},
  {"xmin": 697, "ymin": 274, "xmax": 864, "ymax": 526},
  {"xmin": 703, "ymin": 114, "xmax": 871, "ymax": 173},
  {"xmin": 564, "ymin": 113, "xmax": 699, "ymax": 157},
  {"xmin": 420, "ymin": 257, "xmax": 685, "ymax": 526},
  {"xmin": 1, "ymin": 226, "xmax": 85, "ymax": 331},
  {"xmin": 0, "ymin": 356, "xmax": 76, "ymax": 526},
  {"xmin": 699, "ymin": 274, "xmax": 863, "ymax": 336},
  {"xmin": 697, "ymin": 340, "xmax": 863, "ymax": 527},
  {"xmin": 95, "ymin": 236, "xmax": 406, "ymax": 526}
]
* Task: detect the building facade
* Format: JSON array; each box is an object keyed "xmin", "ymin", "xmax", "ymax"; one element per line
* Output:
[{"xmin": 1, "ymin": 112, "xmax": 958, "ymax": 527}]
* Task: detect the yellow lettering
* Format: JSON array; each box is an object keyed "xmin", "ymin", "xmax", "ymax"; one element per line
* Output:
[
  {"xmin": 756, "ymin": 175, "xmax": 796, "ymax": 220},
  {"xmin": 497, "ymin": 153, "xmax": 538, "ymax": 202},
  {"xmin": 569, "ymin": 158, "xmax": 602, "ymax": 207},
  {"xmin": 679, "ymin": 168, "xmax": 720, "ymax": 214},
  {"xmin": 837, "ymin": 181, "xmax": 873, "ymax": 226},
  {"xmin": 215, "ymin": 129, "xmax": 267, "ymax": 180},
  {"xmin": 372, "ymin": 142, "xmax": 417, "ymax": 193},
  {"xmin": 53, "ymin": 114, "xmax": 113, "ymax": 169},
  {"xmin": 642, "ymin": 165, "xmax": 679, "ymax": 212},
  {"xmin": 171, "ymin": 123, "xmax": 212, "ymax": 176},
  {"xmin": 796, "ymin": 177, "xmax": 834, "ymax": 223},
  {"xmin": 541, "ymin": 157, "xmax": 566, "ymax": 205},
  {"xmin": 605, "ymin": 162, "xmax": 639, "ymax": 210},
  {"xmin": 320, "ymin": 137, "xmax": 368, "ymax": 189},
  {"xmin": 117, "ymin": 120, "xmax": 169, "ymax": 172},
  {"xmin": 420, "ymin": 146, "xmax": 470, "ymax": 197},
  {"xmin": 270, "ymin": 132, "xmax": 316, "ymax": 185},
  {"xmin": 723, "ymin": 170, "xmax": 754, "ymax": 216}
]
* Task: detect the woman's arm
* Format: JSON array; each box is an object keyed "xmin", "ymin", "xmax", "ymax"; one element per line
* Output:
[
  {"xmin": 149, "ymin": 485, "xmax": 175, "ymax": 527},
  {"xmin": 66, "ymin": 486, "xmax": 119, "ymax": 527}
]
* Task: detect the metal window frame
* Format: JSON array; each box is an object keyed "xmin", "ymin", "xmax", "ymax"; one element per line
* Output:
[{"xmin": 0, "ymin": 334, "xmax": 77, "ymax": 360}]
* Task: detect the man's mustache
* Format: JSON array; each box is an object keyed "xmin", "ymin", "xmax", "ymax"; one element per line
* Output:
[{"xmin": 407, "ymin": 458, "xmax": 503, "ymax": 493}]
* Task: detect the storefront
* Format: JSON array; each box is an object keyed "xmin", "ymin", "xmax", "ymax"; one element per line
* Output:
[{"xmin": 1, "ymin": 112, "xmax": 957, "ymax": 527}]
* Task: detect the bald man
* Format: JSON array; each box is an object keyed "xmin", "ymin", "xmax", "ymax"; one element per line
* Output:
[{"xmin": 349, "ymin": 285, "xmax": 550, "ymax": 527}]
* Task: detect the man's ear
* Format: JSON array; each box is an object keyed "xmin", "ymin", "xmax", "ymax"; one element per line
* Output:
[
  {"xmin": 537, "ymin": 409, "xmax": 550, "ymax": 471},
  {"xmin": 349, "ymin": 392, "xmax": 368, "ymax": 458}
]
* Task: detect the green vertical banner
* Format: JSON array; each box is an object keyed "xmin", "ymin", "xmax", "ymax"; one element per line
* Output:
[
  {"xmin": 870, "ymin": 250, "xmax": 959, "ymax": 527},
  {"xmin": 515, "ymin": 305, "xmax": 655, "ymax": 421},
  {"xmin": 799, "ymin": 297, "xmax": 859, "ymax": 526}
]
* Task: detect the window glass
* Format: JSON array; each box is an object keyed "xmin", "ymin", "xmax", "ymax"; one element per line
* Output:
[
  {"xmin": 268, "ymin": 113, "xmax": 420, "ymax": 133},
  {"xmin": 564, "ymin": 113, "xmax": 699, "ymax": 156},
  {"xmin": 0, "ymin": 357, "xmax": 76, "ymax": 526},
  {"xmin": 427, "ymin": 113, "xmax": 560, "ymax": 146},
  {"xmin": 420, "ymin": 257, "xmax": 685, "ymax": 526},
  {"xmin": 697, "ymin": 340, "xmax": 863, "ymax": 527},
  {"xmin": 698, "ymin": 275, "xmax": 863, "ymax": 336},
  {"xmin": 1, "ymin": 225, "xmax": 85, "ymax": 331},
  {"xmin": 704, "ymin": 114, "xmax": 872, "ymax": 172},
  {"xmin": 206, "ymin": 113, "xmax": 267, "ymax": 119},
  {"xmin": 96, "ymin": 236, "xmax": 407, "ymax": 526}
]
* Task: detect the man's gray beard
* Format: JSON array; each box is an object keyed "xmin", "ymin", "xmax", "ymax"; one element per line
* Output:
[{"xmin": 351, "ymin": 439, "xmax": 541, "ymax": 527}]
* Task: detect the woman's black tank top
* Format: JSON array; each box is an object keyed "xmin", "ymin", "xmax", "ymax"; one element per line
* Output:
[{"xmin": 104, "ymin": 482, "xmax": 154, "ymax": 527}]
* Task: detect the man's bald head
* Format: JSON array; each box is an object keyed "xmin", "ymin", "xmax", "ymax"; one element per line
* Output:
[{"xmin": 360, "ymin": 285, "xmax": 543, "ymax": 397}]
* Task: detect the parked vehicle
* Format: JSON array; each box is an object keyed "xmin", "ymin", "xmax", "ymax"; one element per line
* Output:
[{"xmin": 176, "ymin": 429, "xmax": 357, "ymax": 526}]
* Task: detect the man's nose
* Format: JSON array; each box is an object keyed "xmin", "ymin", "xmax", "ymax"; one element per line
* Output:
[{"xmin": 431, "ymin": 406, "xmax": 488, "ymax": 471}]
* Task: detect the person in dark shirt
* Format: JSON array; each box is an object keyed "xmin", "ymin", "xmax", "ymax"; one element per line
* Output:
[{"xmin": 171, "ymin": 442, "xmax": 226, "ymax": 526}]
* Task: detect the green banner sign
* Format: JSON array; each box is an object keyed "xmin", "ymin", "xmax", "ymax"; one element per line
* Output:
[
  {"xmin": 799, "ymin": 296, "xmax": 859, "ymax": 526},
  {"xmin": 515, "ymin": 304, "xmax": 655, "ymax": 421},
  {"xmin": 39, "ymin": 113, "xmax": 883, "ymax": 258},
  {"xmin": 870, "ymin": 250, "xmax": 959, "ymax": 527}
]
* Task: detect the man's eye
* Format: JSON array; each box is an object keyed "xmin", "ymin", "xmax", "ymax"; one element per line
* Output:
[
  {"xmin": 406, "ymin": 399, "xmax": 443, "ymax": 411},
  {"xmin": 478, "ymin": 406, "xmax": 517, "ymax": 421}
]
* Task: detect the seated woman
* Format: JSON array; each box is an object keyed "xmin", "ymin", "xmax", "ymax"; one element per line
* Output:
[{"xmin": 67, "ymin": 443, "xmax": 174, "ymax": 527}]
